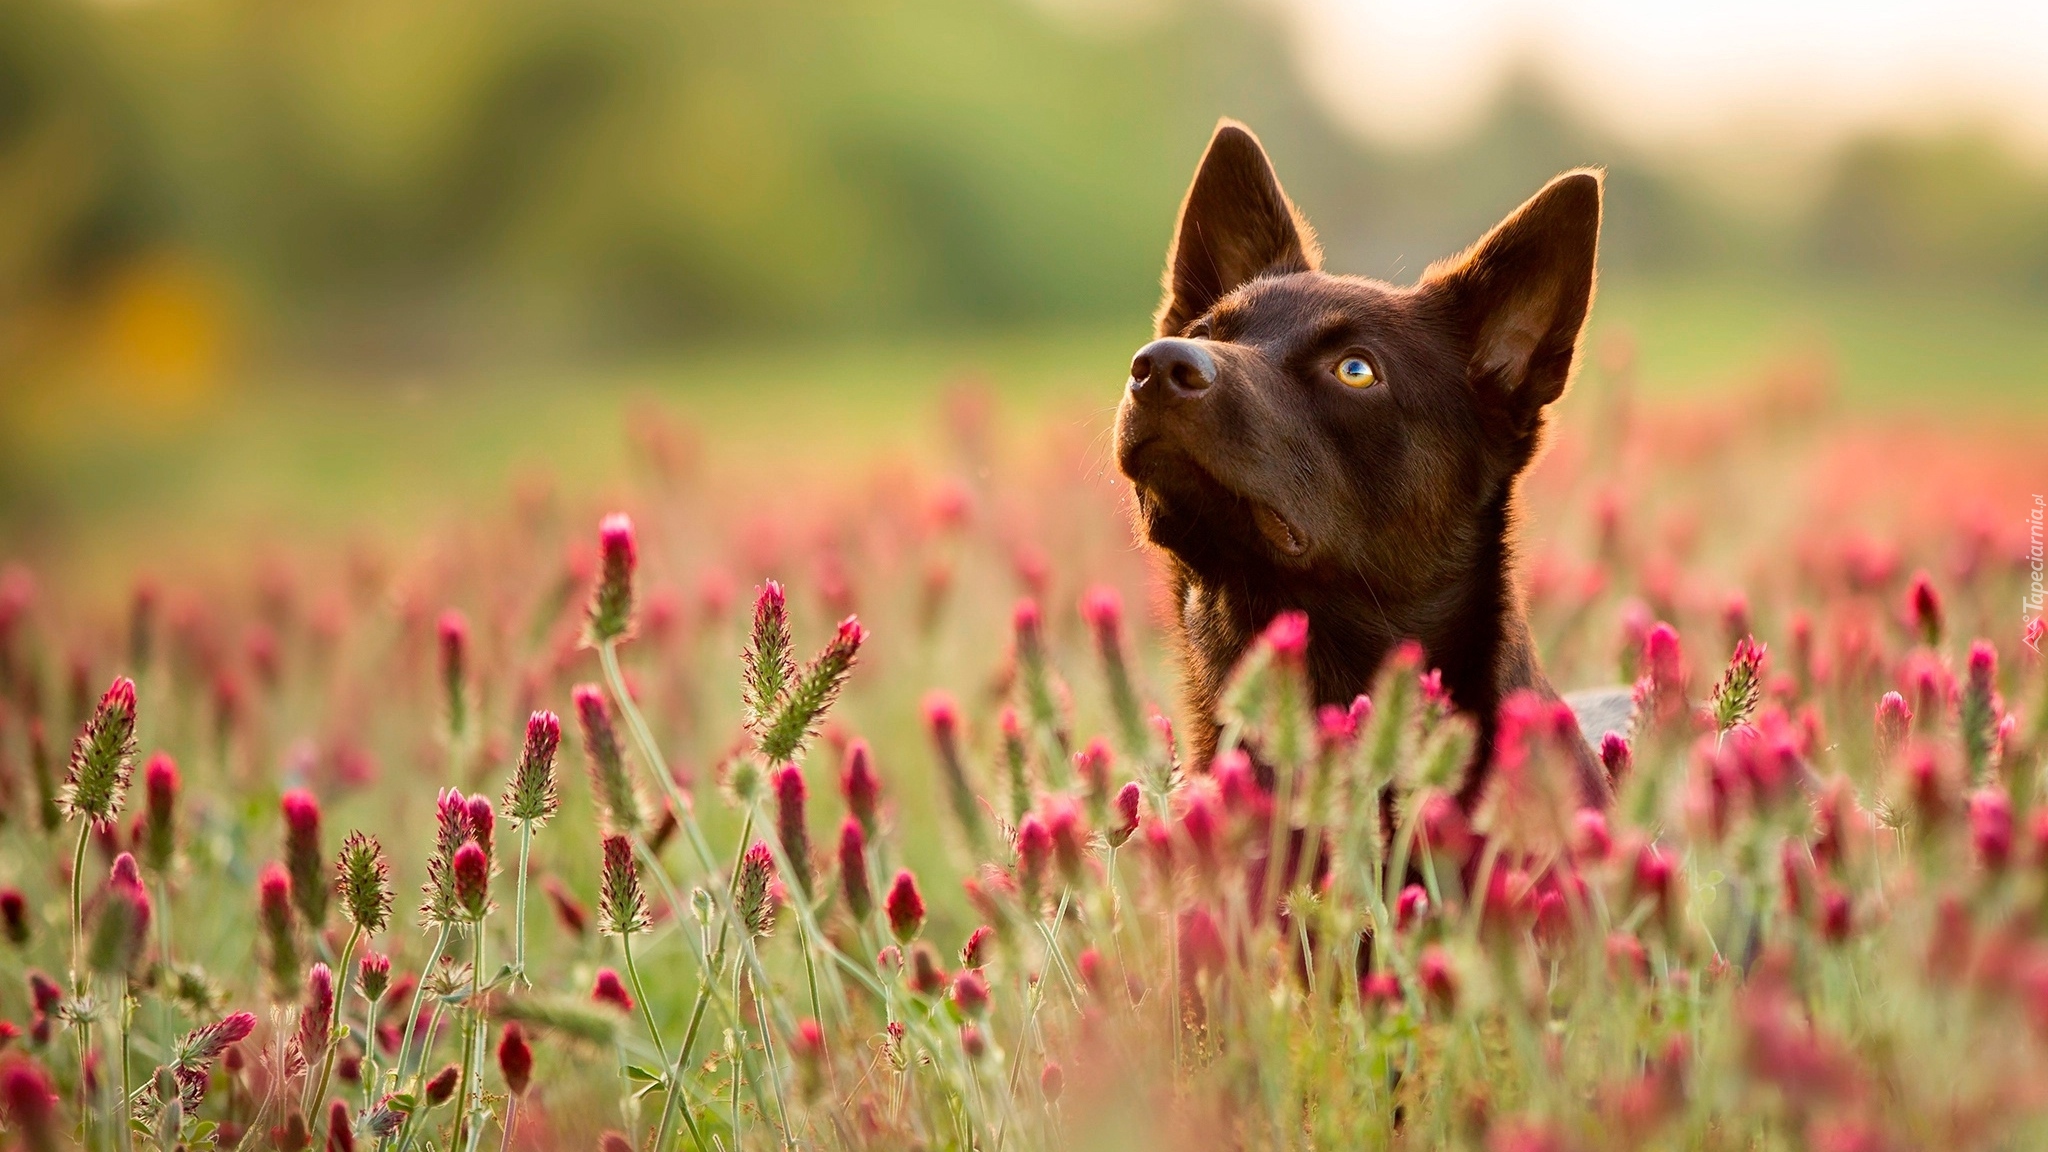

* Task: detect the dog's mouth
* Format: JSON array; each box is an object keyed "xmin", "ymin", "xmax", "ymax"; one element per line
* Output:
[
  {"xmin": 1252, "ymin": 504, "xmax": 1308, "ymax": 557},
  {"xmin": 1122, "ymin": 439, "xmax": 1311, "ymax": 561}
]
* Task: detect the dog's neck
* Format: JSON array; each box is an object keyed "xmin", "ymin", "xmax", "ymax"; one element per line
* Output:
[{"xmin": 1170, "ymin": 483, "xmax": 1583, "ymax": 804}]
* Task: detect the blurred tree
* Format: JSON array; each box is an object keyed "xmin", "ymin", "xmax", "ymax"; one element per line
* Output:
[
  {"xmin": 1812, "ymin": 131, "xmax": 2048, "ymax": 296},
  {"xmin": 0, "ymin": 0, "xmax": 2042, "ymax": 369}
]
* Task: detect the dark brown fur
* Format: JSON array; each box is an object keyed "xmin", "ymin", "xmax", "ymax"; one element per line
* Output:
[{"xmin": 1115, "ymin": 119, "xmax": 1608, "ymax": 806}]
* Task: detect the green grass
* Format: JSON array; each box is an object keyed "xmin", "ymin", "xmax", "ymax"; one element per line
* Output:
[{"xmin": 8, "ymin": 272, "xmax": 2043, "ymax": 598}]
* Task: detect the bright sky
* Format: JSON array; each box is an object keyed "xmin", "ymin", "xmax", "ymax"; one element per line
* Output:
[{"xmin": 1275, "ymin": 0, "xmax": 2048, "ymax": 157}]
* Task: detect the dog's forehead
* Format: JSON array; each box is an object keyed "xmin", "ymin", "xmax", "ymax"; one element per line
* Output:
[{"xmin": 1212, "ymin": 272, "xmax": 1407, "ymax": 343}]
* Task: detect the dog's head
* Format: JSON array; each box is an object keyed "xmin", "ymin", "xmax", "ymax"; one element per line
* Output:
[{"xmin": 1115, "ymin": 120, "xmax": 1602, "ymax": 601}]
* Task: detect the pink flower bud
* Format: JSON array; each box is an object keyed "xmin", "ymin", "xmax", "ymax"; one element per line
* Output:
[
  {"xmin": 1418, "ymin": 945, "xmax": 1457, "ymax": 1012},
  {"xmin": 1180, "ymin": 785, "xmax": 1219, "ymax": 873},
  {"xmin": 1039, "ymin": 1059, "xmax": 1065, "ymax": 1103},
  {"xmin": 1968, "ymin": 640, "xmax": 1997, "ymax": 690},
  {"xmin": 591, "ymin": 969, "xmax": 633, "ymax": 1013},
  {"xmin": 1396, "ymin": 884, "xmax": 1429, "ymax": 931},
  {"xmin": 297, "ymin": 963, "xmax": 335, "ymax": 1062},
  {"xmin": 463, "ymin": 795, "xmax": 495, "ymax": 862},
  {"xmin": 258, "ymin": 862, "xmax": 298, "ymax": 991},
  {"xmin": 62, "ymin": 676, "xmax": 139, "ymax": 825},
  {"xmin": 922, "ymin": 691, "xmax": 959, "ymax": 740},
  {"xmin": 950, "ymin": 969, "xmax": 991, "ymax": 1017},
  {"xmin": 1417, "ymin": 792, "xmax": 1475, "ymax": 867},
  {"xmin": 1079, "ymin": 585, "xmax": 1122, "ymax": 639},
  {"xmin": 791, "ymin": 1017, "xmax": 826, "ymax": 1100},
  {"xmin": 1875, "ymin": 691, "xmax": 1912, "ymax": 759},
  {"xmin": 1109, "ymin": 781, "xmax": 1141, "ymax": 848},
  {"xmin": 1012, "ymin": 597, "xmax": 1043, "ymax": 657},
  {"xmin": 27, "ymin": 972, "xmax": 60, "ymax": 1015},
  {"xmin": 841, "ymin": 740, "xmax": 880, "ymax": 835},
  {"xmin": 424, "ymin": 1064, "xmax": 460, "ymax": 1106},
  {"xmin": 1262, "ymin": 610, "xmax": 1309, "ymax": 663},
  {"xmin": 1359, "ymin": 971, "xmax": 1401, "ymax": 1010},
  {"xmin": 86, "ymin": 867, "xmax": 150, "ymax": 975},
  {"xmin": 1971, "ymin": 787, "xmax": 2014, "ymax": 870},
  {"xmin": 909, "ymin": 942, "xmax": 946, "ymax": 996},
  {"xmin": 109, "ymin": 851, "xmax": 143, "ymax": 891},
  {"xmin": 0, "ymin": 1054, "xmax": 59, "ymax": 1152},
  {"xmin": 1904, "ymin": 744, "xmax": 1953, "ymax": 829},
  {"xmin": 960, "ymin": 925, "xmax": 993, "ymax": 969},
  {"xmin": 586, "ymin": 513, "xmax": 638, "ymax": 644},
  {"xmin": 1348, "ymin": 693, "xmax": 1374, "ymax": 731},
  {"xmin": 1599, "ymin": 732, "xmax": 1632, "ymax": 784},
  {"xmin": 1606, "ymin": 932, "xmax": 1649, "ymax": 982},
  {"xmin": 452, "ymin": 841, "xmax": 489, "ymax": 919},
  {"xmin": 1819, "ymin": 888, "xmax": 1852, "ymax": 942},
  {"xmin": 737, "ymin": 841, "xmax": 777, "ymax": 936},
  {"xmin": 542, "ymin": 877, "xmax": 588, "ymax": 937},
  {"xmin": 1016, "ymin": 815, "xmax": 1053, "ymax": 901},
  {"xmin": 497, "ymin": 1022, "xmax": 532, "ymax": 1096},
  {"xmin": 886, "ymin": 870, "xmax": 925, "ymax": 943},
  {"xmin": 1044, "ymin": 796, "xmax": 1087, "ymax": 884},
  {"xmin": 281, "ymin": 790, "xmax": 327, "ymax": 926},
  {"xmin": 437, "ymin": 608, "xmax": 467, "ymax": 690},
  {"xmin": 1316, "ymin": 703, "xmax": 1357, "ymax": 747},
  {"xmin": 1632, "ymin": 844, "xmax": 1677, "ymax": 929},
  {"xmin": 1638, "ymin": 623, "xmax": 1687, "ymax": 724},
  {"xmin": 1907, "ymin": 570, "xmax": 1942, "ymax": 645},
  {"xmin": 838, "ymin": 818, "xmax": 872, "ymax": 922},
  {"xmin": 1572, "ymin": 808, "xmax": 1611, "ymax": 862},
  {"xmin": 1212, "ymin": 749, "xmax": 1263, "ymax": 818},
  {"xmin": 357, "ymin": 952, "xmax": 390, "ymax": 1003},
  {"xmin": 0, "ymin": 890, "xmax": 27, "ymax": 946},
  {"xmin": 140, "ymin": 752, "xmax": 178, "ymax": 873},
  {"xmin": 1075, "ymin": 738, "xmax": 1112, "ymax": 806},
  {"xmin": 326, "ymin": 1098, "xmax": 353, "ymax": 1152},
  {"xmin": 773, "ymin": 765, "xmax": 812, "ymax": 897}
]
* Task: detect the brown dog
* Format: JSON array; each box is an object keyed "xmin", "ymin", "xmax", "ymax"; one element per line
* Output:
[{"xmin": 1114, "ymin": 119, "xmax": 1613, "ymax": 807}]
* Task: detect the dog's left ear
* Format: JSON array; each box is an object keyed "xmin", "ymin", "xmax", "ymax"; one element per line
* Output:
[
  {"xmin": 1156, "ymin": 120, "xmax": 1321, "ymax": 338},
  {"xmin": 1426, "ymin": 170, "xmax": 1602, "ymax": 420}
]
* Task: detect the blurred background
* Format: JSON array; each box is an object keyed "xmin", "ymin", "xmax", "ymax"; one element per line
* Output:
[{"xmin": 3, "ymin": 0, "xmax": 2046, "ymax": 586}]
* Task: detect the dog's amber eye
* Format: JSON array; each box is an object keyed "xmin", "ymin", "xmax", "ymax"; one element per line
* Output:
[{"xmin": 1336, "ymin": 356, "xmax": 1377, "ymax": 388}]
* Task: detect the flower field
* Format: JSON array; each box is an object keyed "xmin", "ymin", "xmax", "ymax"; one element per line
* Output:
[{"xmin": 0, "ymin": 354, "xmax": 2045, "ymax": 1152}]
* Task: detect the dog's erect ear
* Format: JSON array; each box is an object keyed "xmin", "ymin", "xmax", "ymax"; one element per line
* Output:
[
  {"xmin": 1156, "ymin": 120, "xmax": 1321, "ymax": 337},
  {"xmin": 1426, "ymin": 170, "xmax": 1602, "ymax": 418}
]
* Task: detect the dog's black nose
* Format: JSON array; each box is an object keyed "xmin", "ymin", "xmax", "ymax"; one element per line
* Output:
[{"xmin": 1128, "ymin": 338, "xmax": 1215, "ymax": 400}]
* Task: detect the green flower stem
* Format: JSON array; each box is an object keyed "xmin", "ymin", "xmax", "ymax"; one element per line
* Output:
[
  {"xmin": 795, "ymin": 914, "xmax": 824, "ymax": 1027},
  {"xmin": 623, "ymin": 833, "xmax": 763, "ymax": 1150},
  {"xmin": 496, "ymin": 1096, "xmax": 517, "ymax": 1152},
  {"xmin": 307, "ymin": 923, "xmax": 363, "ymax": 1122},
  {"xmin": 453, "ymin": 922, "xmax": 487, "ymax": 1151},
  {"xmin": 600, "ymin": 643, "xmax": 817, "ymax": 1150},
  {"xmin": 652, "ymin": 816, "xmax": 752, "ymax": 1152},
  {"xmin": 360, "ymin": 986, "xmax": 385, "ymax": 1111},
  {"xmin": 390, "ymin": 922, "xmax": 454, "ymax": 1090},
  {"xmin": 619, "ymin": 930, "xmax": 668, "ymax": 1071},
  {"xmin": 511, "ymin": 820, "xmax": 534, "ymax": 985},
  {"xmin": 67, "ymin": 822, "xmax": 92, "ymax": 1148},
  {"xmin": 117, "ymin": 978, "xmax": 134, "ymax": 1152},
  {"xmin": 150, "ymin": 874, "xmax": 178, "ymax": 1045},
  {"xmin": 68, "ymin": 822, "xmax": 88, "ymax": 990},
  {"xmin": 752, "ymin": 818, "xmax": 841, "ymax": 1022},
  {"xmin": 729, "ymin": 962, "xmax": 743, "ymax": 1152},
  {"xmin": 599, "ymin": 643, "xmax": 739, "ymax": 902}
]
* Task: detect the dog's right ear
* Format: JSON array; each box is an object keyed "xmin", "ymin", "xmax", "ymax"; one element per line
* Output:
[{"xmin": 1156, "ymin": 120, "xmax": 1321, "ymax": 338}]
